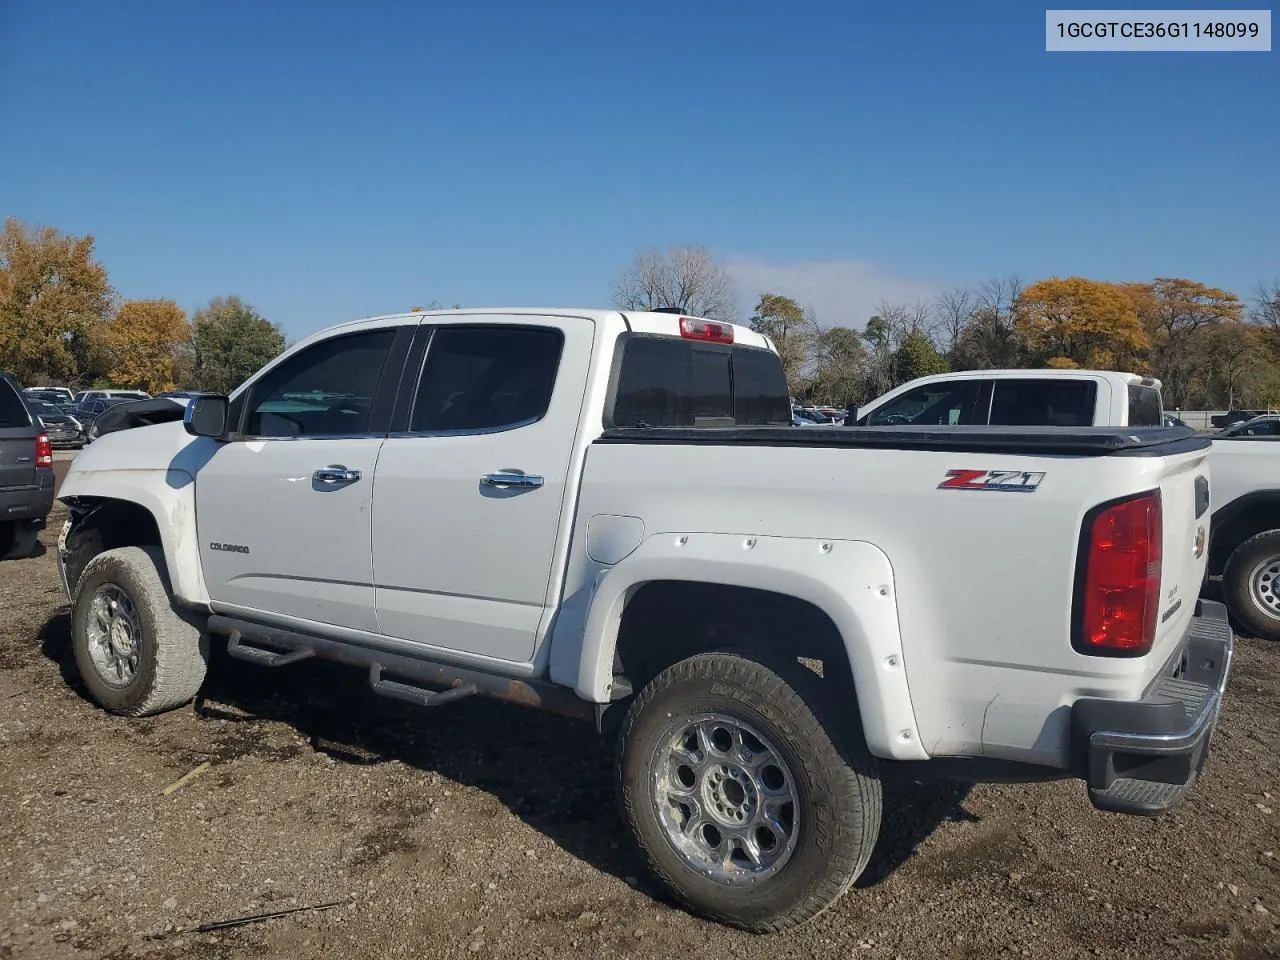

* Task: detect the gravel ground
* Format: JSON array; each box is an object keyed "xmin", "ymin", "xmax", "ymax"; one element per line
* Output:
[{"xmin": 1, "ymin": 460, "xmax": 1277, "ymax": 960}]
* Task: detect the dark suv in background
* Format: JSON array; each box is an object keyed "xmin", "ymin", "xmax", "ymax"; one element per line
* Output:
[{"xmin": 0, "ymin": 372, "xmax": 55, "ymax": 559}]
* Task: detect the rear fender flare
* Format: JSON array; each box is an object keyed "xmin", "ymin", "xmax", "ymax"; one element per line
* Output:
[{"xmin": 576, "ymin": 532, "xmax": 928, "ymax": 761}]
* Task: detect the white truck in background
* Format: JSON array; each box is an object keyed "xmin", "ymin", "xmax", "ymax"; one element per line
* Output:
[
  {"xmin": 847, "ymin": 368, "xmax": 1164, "ymax": 429},
  {"xmin": 53, "ymin": 309, "xmax": 1230, "ymax": 931},
  {"xmin": 1205, "ymin": 435, "xmax": 1280, "ymax": 642}
]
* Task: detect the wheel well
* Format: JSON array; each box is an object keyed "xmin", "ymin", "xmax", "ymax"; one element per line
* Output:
[
  {"xmin": 63, "ymin": 498, "xmax": 163, "ymax": 595},
  {"xmin": 1210, "ymin": 498, "xmax": 1280, "ymax": 575},
  {"xmin": 614, "ymin": 580, "xmax": 856, "ymax": 700}
]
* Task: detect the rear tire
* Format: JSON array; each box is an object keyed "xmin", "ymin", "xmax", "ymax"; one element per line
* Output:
[
  {"xmin": 71, "ymin": 546, "xmax": 208, "ymax": 715},
  {"xmin": 615, "ymin": 652, "xmax": 881, "ymax": 932},
  {"xmin": 0, "ymin": 522, "xmax": 40, "ymax": 560},
  {"xmin": 1224, "ymin": 530, "xmax": 1280, "ymax": 642}
]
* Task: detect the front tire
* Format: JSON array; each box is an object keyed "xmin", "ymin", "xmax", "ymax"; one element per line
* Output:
[
  {"xmin": 615, "ymin": 652, "xmax": 881, "ymax": 932},
  {"xmin": 71, "ymin": 546, "xmax": 208, "ymax": 715},
  {"xmin": 1224, "ymin": 530, "xmax": 1280, "ymax": 642}
]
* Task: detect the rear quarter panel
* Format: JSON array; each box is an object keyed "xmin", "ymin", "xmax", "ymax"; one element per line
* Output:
[{"xmin": 557, "ymin": 438, "xmax": 1209, "ymax": 768}]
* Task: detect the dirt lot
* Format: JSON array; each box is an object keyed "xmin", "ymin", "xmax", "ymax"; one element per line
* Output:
[{"xmin": 1, "ymin": 462, "xmax": 1277, "ymax": 960}]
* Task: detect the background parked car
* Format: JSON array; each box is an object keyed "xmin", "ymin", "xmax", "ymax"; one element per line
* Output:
[
  {"xmin": 24, "ymin": 386, "xmax": 76, "ymax": 405},
  {"xmin": 72, "ymin": 389, "xmax": 151, "ymax": 404},
  {"xmin": 1217, "ymin": 414, "xmax": 1280, "ymax": 439},
  {"xmin": 72, "ymin": 396, "xmax": 135, "ymax": 439},
  {"xmin": 0, "ymin": 371, "xmax": 54, "ymax": 559},
  {"xmin": 24, "ymin": 399, "xmax": 86, "ymax": 448},
  {"xmin": 1211, "ymin": 409, "xmax": 1268, "ymax": 428}
]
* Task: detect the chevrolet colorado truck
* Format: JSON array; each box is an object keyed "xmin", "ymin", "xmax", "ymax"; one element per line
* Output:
[{"xmin": 54, "ymin": 309, "xmax": 1231, "ymax": 931}]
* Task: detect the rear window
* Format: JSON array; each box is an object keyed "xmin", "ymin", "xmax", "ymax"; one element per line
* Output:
[
  {"xmin": 608, "ymin": 335, "xmax": 790, "ymax": 428},
  {"xmin": 988, "ymin": 379, "xmax": 1097, "ymax": 427},
  {"xmin": 1127, "ymin": 384, "xmax": 1163, "ymax": 426},
  {"xmin": 0, "ymin": 378, "xmax": 32, "ymax": 428}
]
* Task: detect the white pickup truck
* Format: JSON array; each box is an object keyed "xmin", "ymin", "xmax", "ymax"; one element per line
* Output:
[
  {"xmin": 1205, "ymin": 432, "xmax": 1280, "ymax": 642},
  {"xmin": 848, "ymin": 368, "xmax": 1165, "ymax": 429},
  {"xmin": 54, "ymin": 309, "xmax": 1231, "ymax": 931}
]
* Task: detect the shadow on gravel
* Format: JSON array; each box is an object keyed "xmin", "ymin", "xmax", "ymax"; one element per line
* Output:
[{"xmin": 32, "ymin": 611, "xmax": 981, "ymax": 902}]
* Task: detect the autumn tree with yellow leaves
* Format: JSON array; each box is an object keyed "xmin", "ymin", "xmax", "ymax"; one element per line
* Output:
[
  {"xmin": 0, "ymin": 217, "xmax": 114, "ymax": 385},
  {"xmin": 105, "ymin": 299, "xmax": 193, "ymax": 393},
  {"xmin": 1013, "ymin": 277, "xmax": 1150, "ymax": 371}
]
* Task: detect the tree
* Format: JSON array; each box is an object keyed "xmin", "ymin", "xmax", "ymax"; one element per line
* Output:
[
  {"xmin": 106, "ymin": 299, "xmax": 192, "ymax": 392},
  {"xmin": 191, "ymin": 296, "xmax": 286, "ymax": 393},
  {"xmin": 1255, "ymin": 280, "xmax": 1280, "ymax": 359},
  {"xmin": 0, "ymin": 217, "xmax": 113, "ymax": 385},
  {"xmin": 748, "ymin": 293, "xmax": 809, "ymax": 394},
  {"xmin": 934, "ymin": 287, "xmax": 976, "ymax": 358},
  {"xmin": 612, "ymin": 245, "xmax": 737, "ymax": 322},
  {"xmin": 891, "ymin": 329, "xmax": 948, "ymax": 386},
  {"xmin": 807, "ymin": 325, "xmax": 868, "ymax": 404},
  {"xmin": 1014, "ymin": 277, "xmax": 1149, "ymax": 370},
  {"xmin": 1123, "ymin": 277, "xmax": 1242, "ymax": 407}
]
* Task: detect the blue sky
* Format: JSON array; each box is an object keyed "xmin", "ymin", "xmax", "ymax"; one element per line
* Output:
[{"xmin": 2, "ymin": 1, "xmax": 1276, "ymax": 338}]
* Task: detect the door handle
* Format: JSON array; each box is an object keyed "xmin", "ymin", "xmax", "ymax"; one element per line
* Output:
[
  {"xmin": 313, "ymin": 465, "xmax": 362, "ymax": 484},
  {"xmin": 481, "ymin": 471, "xmax": 544, "ymax": 489}
]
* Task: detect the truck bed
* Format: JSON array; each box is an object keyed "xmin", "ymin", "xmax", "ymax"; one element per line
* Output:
[{"xmin": 597, "ymin": 424, "xmax": 1209, "ymax": 456}]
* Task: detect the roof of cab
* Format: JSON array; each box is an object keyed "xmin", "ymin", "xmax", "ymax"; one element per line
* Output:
[
  {"xmin": 890, "ymin": 368, "xmax": 1161, "ymax": 388},
  {"xmin": 297, "ymin": 308, "xmax": 775, "ymax": 353}
]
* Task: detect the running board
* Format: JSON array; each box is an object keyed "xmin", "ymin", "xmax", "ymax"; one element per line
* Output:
[
  {"xmin": 205, "ymin": 614, "xmax": 596, "ymax": 723},
  {"xmin": 226, "ymin": 631, "xmax": 316, "ymax": 667},
  {"xmin": 369, "ymin": 663, "xmax": 477, "ymax": 708}
]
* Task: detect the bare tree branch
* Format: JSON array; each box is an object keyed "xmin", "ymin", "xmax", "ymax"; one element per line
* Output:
[{"xmin": 611, "ymin": 245, "xmax": 738, "ymax": 323}]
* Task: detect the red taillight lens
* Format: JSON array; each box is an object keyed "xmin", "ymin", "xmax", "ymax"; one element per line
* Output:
[
  {"xmin": 679, "ymin": 316, "xmax": 735, "ymax": 343},
  {"xmin": 1075, "ymin": 491, "xmax": 1162, "ymax": 656},
  {"xmin": 35, "ymin": 433, "xmax": 53, "ymax": 469}
]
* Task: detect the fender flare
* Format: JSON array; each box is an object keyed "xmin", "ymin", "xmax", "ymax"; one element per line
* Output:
[
  {"xmin": 575, "ymin": 532, "xmax": 928, "ymax": 761},
  {"xmin": 59, "ymin": 467, "xmax": 209, "ymax": 606}
]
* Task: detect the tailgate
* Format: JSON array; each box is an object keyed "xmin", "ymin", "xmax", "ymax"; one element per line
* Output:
[
  {"xmin": 0, "ymin": 430, "xmax": 38, "ymax": 489},
  {"xmin": 1148, "ymin": 444, "xmax": 1212, "ymax": 666}
]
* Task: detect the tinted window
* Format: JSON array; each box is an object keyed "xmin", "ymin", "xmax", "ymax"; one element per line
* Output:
[
  {"xmin": 864, "ymin": 381, "xmax": 985, "ymax": 426},
  {"xmin": 736, "ymin": 350, "xmax": 788, "ymax": 424},
  {"xmin": 609, "ymin": 337, "xmax": 790, "ymax": 428},
  {"xmin": 1127, "ymin": 385, "xmax": 1163, "ymax": 426},
  {"xmin": 245, "ymin": 329, "xmax": 395, "ymax": 437},
  {"xmin": 411, "ymin": 326, "xmax": 563, "ymax": 432},
  {"xmin": 0, "ymin": 378, "xmax": 31, "ymax": 428},
  {"xmin": 988, "ymin": 379, "xmax": 1096, "ymax": 427},
  {"xmin": 1234, "ymin": 419, "xmax": 1280, "ymax": 437}
]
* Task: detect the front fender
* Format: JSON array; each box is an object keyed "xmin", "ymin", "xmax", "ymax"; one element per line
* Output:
[
  {"xmin": 575, "ymin": 532, "xmax": 928, "ymax": 761},
  {"xmin": 58, "ymin": 467, "xmax": 208, "ymax": 606}
]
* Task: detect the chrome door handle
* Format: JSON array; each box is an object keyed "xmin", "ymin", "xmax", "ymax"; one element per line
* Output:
[
  {"xmin": 481, "ymin": 471, "xmax": 544, "ymax": 489},
  {"xmin": 314, "ymin": 465, "xmax": 362, "ymax": 484}
]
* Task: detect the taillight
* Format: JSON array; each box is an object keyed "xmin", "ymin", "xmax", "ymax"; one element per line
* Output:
[
  {"xmin": 679, "ymin": 316, "xmax": 735, "ymax": 344},
  {"xmin": 35, "ymin": 433, "xmax": 53, "ymax": 469},
  {"xmin": 1073, "ymin": 490, "xmax": 1162, "ymax": 657}
]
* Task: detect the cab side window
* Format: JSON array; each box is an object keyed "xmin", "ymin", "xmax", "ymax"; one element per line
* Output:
[
  {"xmin": 864, "ymin": 381, "xmax": 985, "ymax": 426},
  {"xmin": 410, "ymin": 326, "xmax": 563, "ymax": 433},
  {"xmin": 244, "ymin": 330, "xmax": 396, "ymax": 438}
]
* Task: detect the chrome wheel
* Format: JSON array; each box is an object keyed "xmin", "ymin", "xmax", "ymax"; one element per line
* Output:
[
  {"xmin": 1248, "ymin": 555, "xmax": 1280, "ymax": 620},
  {"xmin": 85, "ymin": 584, "xmax": 142, "ymax": 687},
  {"xmin": 652, "ymin": 713, "xmax": 798, "ymax": 884}
]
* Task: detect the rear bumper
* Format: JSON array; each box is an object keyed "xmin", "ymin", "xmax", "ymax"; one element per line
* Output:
[
  {"xmin": 0, "ymin": 469, "xmax": 55, "ymax": 525},
  {"xmin": 1070, "ymin": 599, "xmax": 1233, "ymax": 816}
]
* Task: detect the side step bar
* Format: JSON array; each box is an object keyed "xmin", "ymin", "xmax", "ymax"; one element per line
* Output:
[
  {"xmin": 206, "ymin": 614, "xmax": 596, "ymax": 723},
  {"xmin": 369, "ymin": 663, "xmax": 477, "ymax": 708},
  {"xmin": 227, "ymin": 631, "xmax": 316, "ymax": 667}
]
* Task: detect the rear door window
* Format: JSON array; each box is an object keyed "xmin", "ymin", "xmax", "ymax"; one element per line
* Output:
[
  {"xmin": 0, "ymin": 379, "xmax": 32, "ymax": 428},
  {"xmin": 988, "ymin": 379, "xmax": 1097, "ymax": 426}
]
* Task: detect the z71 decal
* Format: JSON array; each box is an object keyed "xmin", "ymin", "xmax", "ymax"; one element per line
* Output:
[{"xmin": 938, "ymin": 469, "xmax": 1045, "ymax": 493}]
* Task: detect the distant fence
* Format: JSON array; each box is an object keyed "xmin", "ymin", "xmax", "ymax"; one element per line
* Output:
[{"xmin": 1169, "ymin": 409, "xmax": 1280, "ymax": 430}]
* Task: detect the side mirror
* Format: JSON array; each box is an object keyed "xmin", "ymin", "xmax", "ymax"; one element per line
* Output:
[
  {"xmin": 844, "ymin": 403, "xmax": 859, "ymax": 426},
  {"xmin": 184, "ymin": 394, "xmax": 230, "ymax": 439}
]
